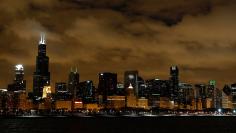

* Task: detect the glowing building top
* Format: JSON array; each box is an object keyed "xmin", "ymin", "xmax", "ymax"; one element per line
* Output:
[
  {"xmin": 15, "ymin": 64, "xmax": 24, "ymax": 71},
  {"xmin": 39, "ymin": 33, "xmax": 46, "ymax": 45},
  {"xmin": 128, "ymin": 83, "xmax": 134, "ymax": 89}
]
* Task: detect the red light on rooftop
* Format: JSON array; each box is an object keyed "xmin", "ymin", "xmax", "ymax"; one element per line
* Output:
[{"xmin": 75, "ymin": 101, "xmax": 83, "ymax": 104}]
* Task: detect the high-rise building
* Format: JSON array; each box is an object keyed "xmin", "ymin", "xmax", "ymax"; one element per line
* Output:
[
  {"xmin": 178, "ymin": 83, "xmax": 194, "ymax": 109},
  {"xmin": 137, "ymin": 76, "xmax": 145, "ymax": 97},
  {"xmin": 145, "ymin": 79, "xmax": 170, "ymax": 107},
  {"xmin": 78, "ymin": 80, "xmax": 96, "ymax": 103},
  {"xmin": 33, "ymin": 33, "xmax": 50, "ymax": 97},
  {"xmin": 126, "ymin": 84, "xmax": 137, "ymax": 108},
  {"xmin": 98, "ymin": 72, "xmax": 117, "ymax": 103},
  {"xmin": 231, "ymin": 84, "xmax": 236, "ymax": 109},
  {"xmin": 194, "ymin": 84, "xmax": 207, "ymax": 109},
  {"xmin": 222, "ymin": 91, "xmax": 232, "ymax": 109},
  {"xmin": 8, "ymin": 64, "xmax": 26, "ymax": 92},
  {"xmin": 170, "ymin": 66, "xmax": 179, "ymax": 101},
  {"xmin": 213, "ymin": 88, "xmax": 222, "ymax": 109},
  {"xmin": 117, "ymin": 83, "xmax": 125, "ymax": 96},
  {"xmin": 0, "ymin": 89, "xmax": 7, "ymax": 111},
  {"xmin": 68, "ymin": 68, "xmax": 80, "ymax": 99},
  {"xmin": 55, "ymin": 82, "xmax": 67, "ymax": 92},
  {"xmin": 124, "ymin": 70, "xmax": 139, "ymax": 96}
]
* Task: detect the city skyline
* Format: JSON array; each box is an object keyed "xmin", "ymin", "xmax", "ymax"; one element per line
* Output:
[
  {"xmin": 1, "ymin": 32, "xmax": 235, "ymax": 117},
  {"xmin": 1, "ymin": 0, "xmax": 236, "ymax": 89}
]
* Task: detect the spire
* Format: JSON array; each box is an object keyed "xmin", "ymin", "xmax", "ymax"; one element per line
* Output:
[{"xmin": 39, "ymin": 33, "xmax": 46, "ymax": 45}]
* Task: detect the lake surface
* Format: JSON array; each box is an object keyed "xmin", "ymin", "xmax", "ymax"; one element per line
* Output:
[{"xmin": 0, "ymin": 116, "xmax": 235, "ymax": 133}]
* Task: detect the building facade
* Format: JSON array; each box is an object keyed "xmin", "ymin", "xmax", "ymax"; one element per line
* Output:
[{"xmin": 33, "ymin": 33, "xmax": 50, "ymax": 98}]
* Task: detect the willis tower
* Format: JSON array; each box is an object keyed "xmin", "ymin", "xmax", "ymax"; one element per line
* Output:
[{"xmin": 33, "ymin": 33, "xmax": 50, "ymax": 97}]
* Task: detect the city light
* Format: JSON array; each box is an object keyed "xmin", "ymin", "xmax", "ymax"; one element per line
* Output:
[
  {"xmin": 75, "ymin": 101, "xmax": 83, "ymax": 104},
  {"xmin": 1, "ymin": 33, "xmax": 236, "ymax": 117},
  {"xmin": 15, "ymin": 64, "xmax": 24, "ymax": 71}
]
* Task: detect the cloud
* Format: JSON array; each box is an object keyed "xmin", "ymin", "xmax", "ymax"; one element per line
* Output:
[{"xmin": 0, "ymin": 0, "xmax": 236, "ymax": 89}]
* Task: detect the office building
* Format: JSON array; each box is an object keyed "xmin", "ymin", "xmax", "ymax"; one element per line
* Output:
[
  {"xmin": 8, "ymin": 64, "xmax": 26, "ymax": 92},
  {"xmin": 78, "ymin": 80, "xmax": 96, "ymax": 103},
  {"xmin": 126, "ymin": 84, "xmax": 137, "ymax": 108},
  {"xmin": 137, "ymin": 97, "xmax": 149, "ymax": 109},
  {"xmin": 178, "ymin": 83, "xmax": 194, "ymax": 109},
  {"xmin": 55, "ymin": 82, "xmax": 71, "ymax": 100},
  {"xmin": 231, "ymin": 84, "xmax": 236, "ymax": 109},
  {"xmin": 117, "ymin": 83, "xmax": 125, "ymax": 96},
  {"xmin": 107, "ymin": 96, "xmax": 126, "ymax": 109},
  {"xmin": 124, "ymin": 70, "xmax": 139, "ymax": 96},
  {"xmin": 0, "ymin": 89, "xmax": 7, "ymax": 111},
  {"xmin": 33, "ymin": 33, "xmax": 50, "ymax": 97},
  {"xmin": 170, "ymin": 66, "xmax": 179, "ymax": 101},
  {"xmin": 146, "ymin": 79, "xmax": 171, "ymax": 107},
  {"xmin": 55, "ymin": 82, "xmax": 67, "ymax": 92},
  {"xmin": 68, "ymin": 68, "xmax": 80, "ymax": 99},
  {"xmin": 98, "ymin": 72, "xmax": 117, "ymax": 103}
]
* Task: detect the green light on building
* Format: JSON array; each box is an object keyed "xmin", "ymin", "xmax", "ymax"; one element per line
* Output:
[{"xmin": 209, "ymin": 80, "xmax": 216, "ymax": 87}]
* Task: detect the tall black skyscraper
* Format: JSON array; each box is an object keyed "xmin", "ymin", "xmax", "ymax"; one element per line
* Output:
[
  {"xmin": 98, "ymin": 72, "xmax": 117, "ymax": 103},
  {"xmin": 33, "ymin": 33, "xmax": 50, "ymax": 97},
  {"xmin": 68, "ymin": 68, "xmax": 80, "ymax": 99},
  {"xmin": 170, "ymin": 66, "xmax": 179, "ymax": 101}
]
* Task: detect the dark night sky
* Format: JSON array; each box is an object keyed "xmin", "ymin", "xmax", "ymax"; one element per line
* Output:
[{"xmin": 0, "ymin": 0, "xmax": 236, "ymax": 91}]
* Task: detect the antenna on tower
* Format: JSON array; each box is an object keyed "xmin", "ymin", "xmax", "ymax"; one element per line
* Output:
[{"xmin": 39, "ymin": 32, "xmax": 46, "ymax": 45}]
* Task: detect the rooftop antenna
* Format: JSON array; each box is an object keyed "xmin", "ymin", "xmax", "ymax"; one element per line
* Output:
[{"xmin": 39, "ymin": 32, "xmax": 46, "ymax": 45}]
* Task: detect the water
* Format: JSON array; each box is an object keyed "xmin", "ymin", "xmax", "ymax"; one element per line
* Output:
[{"xmin": 0, "ymin": 116, "xmax": 235, "ymax": 133}]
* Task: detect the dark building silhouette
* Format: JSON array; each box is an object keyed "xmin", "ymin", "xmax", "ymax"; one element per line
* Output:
[
  {"xmin": 33, "ymin": 33, "xmax": 50, "ymax": 97},
  {"xmin": 68, "ymin": 68, "xmax": 80, "ymax": 99},
  {"xmin": 124, "ymin": 70, "xmax": 139, "ymax": 96},
  {"xmin": 55, "ymin": 82, "xmax": 71, "ymax": 100},
  {"xmin": 8, "ymin": 64, "xmax": 26, "ymax": 92},
  {"xmin": 146, "ymin": 79, "xmax": 171, "ymax": 106},
  {"xmin": 98, "ymin": 72, "xmax": 117, "ymax": 103},
  {"xmin": 178, "ymin": 83, "xmax": 194, "ymax": 106},
  {"xmin": 78, "ymin": 80, "xmax": 96, "ymax": 103},
  {"xmin": 170, "ymin": 66, "xmax": 179, "ymax": 101},
  {"xmin": 137, "ymin": 76, "xmax": 145, "ymax": 97},
  {"xmin": 223, "ymin": 85, "xmax": 231, "ymax": 96},
  {"xmin": 55, "ymin": 82, "xmax": 67, "ymax": 92},
  {"xmin": 231, "ymin": 84, "xmax": 236, "ymax": 107},
  {"xmin": 117, "ymin": 83, "xmax": 125, "ymax": 96}
]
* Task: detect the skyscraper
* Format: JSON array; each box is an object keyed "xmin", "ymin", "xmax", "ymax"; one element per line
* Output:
[
  {"xmin": 124, "ymin": 70, "xmax": 139, "ymax": 96},
  {"xmin": 55, "ymin": 82, "xmax": 67, "ymax": 92},
  {"xmin": 78, "ymin": 80, "xmax": 95, "ymax": 103},
  {"xmin": 170, "ymin": 66, "xmax": 179, "ymax": 101},
  {"xmin": 8, "ymin": 64, "xmax": 26, "ymax": 92},
  {"xmin": 68, "ymin": 68, "xmax": 80, "ymax": 99},
  {"xmin": 33, "ymin": 33, "xmax": 50, "ymax": 98},
  {"xmin": 231, "ymin": 84, "xmax": 236, "ymax": 109},
  {"xmin": 98, "ymin": 72, "xmax": 117, "ymax": 103}
]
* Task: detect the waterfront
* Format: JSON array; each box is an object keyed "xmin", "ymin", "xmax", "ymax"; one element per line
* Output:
[{"xmin": 0, "ymin": 116, "xmax": 235, "ymax": 133}]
